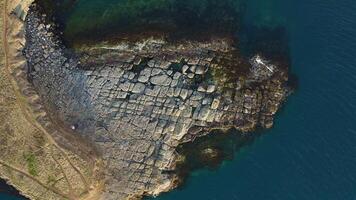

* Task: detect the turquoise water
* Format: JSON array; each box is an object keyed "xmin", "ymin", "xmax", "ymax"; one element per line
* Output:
[{"xmin": 3, "ymin": 0, "xmax": 356, "ymax": 199}]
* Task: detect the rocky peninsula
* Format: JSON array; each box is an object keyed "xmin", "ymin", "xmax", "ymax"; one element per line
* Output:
[{"xmin": 1, "ymin": 1, "xmax": 292, "ymax": 200}]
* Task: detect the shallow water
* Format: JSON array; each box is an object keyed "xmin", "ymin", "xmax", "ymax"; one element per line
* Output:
[
  {"xmin": 37, "ymin": 0, "xmax": 244, "ymax": 45},
  {"xmin": 3, "ymin": 0, "xmax": 356, "ymax": 199}
]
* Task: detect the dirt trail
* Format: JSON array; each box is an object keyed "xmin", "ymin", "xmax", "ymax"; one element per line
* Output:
[{"xmin": 0, "ymin": 1, "xmax": 98, "ymax": 199}]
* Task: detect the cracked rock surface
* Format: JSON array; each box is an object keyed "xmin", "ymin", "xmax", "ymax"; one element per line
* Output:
[{"xmin": 23, "ymin": 4, "xmax": 291, "ymax": 200}]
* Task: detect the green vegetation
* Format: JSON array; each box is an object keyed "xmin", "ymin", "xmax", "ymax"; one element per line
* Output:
[
  {"xmin": 46, "ymin": 175, "xmax": 56, "ymax": 186},
  {"xmin": 24, "ymin": 153, "xmax": 38, "ymax": 176},
  {"xmin": 206, "ymin": 53, "xmax": 249, "ymax": 91}
]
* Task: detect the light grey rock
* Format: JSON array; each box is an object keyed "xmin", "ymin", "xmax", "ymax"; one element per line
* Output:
[
  {"xmin": 170, "ymin": 79, "xmax": 178, "ymax": 87},
  {"xmin": 197, "ymin": 85, "xmax": 206, "ymax": 92},
  {"xmin": 206, "ymin": 111, "xmax": 216, "ymax": 122},
  {"xmin": 117, "ymin": 91, "xmax": 128, "ymax": 99},
  {"xmin": 187, "ymin": 73, "xmax": 195, "ymax": 79},
  {"xmin": 211, "ymin": 98, "xmax": 220, "ymax": 109},
  {"xmin": 147, "ymin": 59, "xmax": 155, "ymax": 67},
  {"xmin": 151, "ymin": 68, "xmax": 163, "ymax": 76},
  {"xmin": 197, "ymin": 106, "xmax": 211, "ymax": 121},
  {"xmin": 167, "ymin": 88, "xmax": 174, "ymax": 97},
  {"xmin": 128, "ymin": 72, "xmax": 135, "ymax": 80},
  {"xmin": 138, "ymin": 75, "xmax": 150, "ymax": 83},
  {"xmin": 182, "ymin": 107, "xmax": 192, "ymax": 118},
  {"xmin": 150, "ymin": 74, "xmax": 172, "ymax": 86},
  {"xmin": 189, "ymin": 65, "xmax": 196, "ymax": 73},
  {"xmin": 132, "ymin": 83, "xmax": 146, "ymax": 94},
  {"xmin": 180, "ymin": 89, "xmax": 188, "ymax": 100},
  {"xmin": 190, "ymin": 92, "xmax": 205, "ymax": 101},
  {"xmin": 145, "ymin": 86, "xmax": 161, "ymax": 97},
  {"xmin": 173, "ymin": 72, "xmax": 182, "ymax": 80},
  {"xmin": 119, "ymin": 81, "xmax": 131, "ymax": 92},
  {"xmin": 195, "ymin": 66, "xmax": 205, "ymax": 75},
  {"xmin": 138, "ymin": 68, "xmax": 151, "ymax": 83},
  {"xmin": 188, "ymin": 58, "xmax": 200, "ymax": 65},
  {"xmin": 158, "ymin": 60, "xmax": 171, "ymax": 69},
  {"xmin": 206, "ymin": 85, "xmax": 216, "ymax": 93},
  {"xmin": 167, "ymin": 70, "xmax": 173, "ymax": 76},
  {"xmin": 174, "ymin": 88, "xmax": 181, "ymax": 97},
  {"xmin": 182, "ymin": 65, "xmax": 189, "ymax": 74}
]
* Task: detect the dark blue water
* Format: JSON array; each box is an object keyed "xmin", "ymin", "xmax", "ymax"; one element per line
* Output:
[
  {"xmin": 0, "ymin": 180, "xmax": 26, "ymax": 200},
  {"xmin": 147, "ymin": 0, "xmax": 356, "ymax": 199},
  {"xmin": 3, "ymin": 0, "xmax": 356, "ymax": 199},
  {"xmin": 0, "ymin": 194, "xmax": 24, "ymax": 200}
]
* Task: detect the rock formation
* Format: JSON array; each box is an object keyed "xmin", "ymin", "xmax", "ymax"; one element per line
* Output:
[
  {"xmin": 22, "ymin": 4, "xmax": 291, "ymax": 199},
  {"xmin": 1, "ymin": 1, "xmax": 292, "ymax": 200}
]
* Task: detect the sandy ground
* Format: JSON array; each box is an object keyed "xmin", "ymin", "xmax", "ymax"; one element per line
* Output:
[{"xmin": 0, "ymin": 1, "xmax": 103, "ymax": 199}]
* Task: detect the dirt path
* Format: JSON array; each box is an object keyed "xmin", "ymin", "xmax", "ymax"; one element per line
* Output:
[
  {"xmin": 0, "ymin": 160, "xmax": 73, "ymax": 199},
  {"xmin": 1, "ymin": 1, "xmax": 92, "ymax": 199}
]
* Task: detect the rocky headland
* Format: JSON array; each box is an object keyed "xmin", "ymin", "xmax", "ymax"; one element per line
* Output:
[{"xmin": 1, "ymin": 1, "xmax": 292, "ymax": 200}]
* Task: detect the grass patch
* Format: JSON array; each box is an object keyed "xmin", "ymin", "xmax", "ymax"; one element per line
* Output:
[
  {"xmin": 47, "ymin": 175, "xmax": 56, "ymax": 186},
  {"xmin": 24, "ymin": 153, "xmax": 38, "ymax": 176}
]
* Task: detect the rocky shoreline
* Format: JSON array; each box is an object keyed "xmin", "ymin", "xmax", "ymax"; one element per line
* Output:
[
  {"xmin": 4, "ymin": 2, "xmax": 293, "ymax": 200},
  {"xmin": 0, "ymin": 178, "xmax": 29, "ymax": 199}
]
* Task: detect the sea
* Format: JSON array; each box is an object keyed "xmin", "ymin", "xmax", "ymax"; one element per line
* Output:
[{"xmin": 2, "ymin": 0, "xmax": 356, "ymax": 199}]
